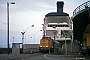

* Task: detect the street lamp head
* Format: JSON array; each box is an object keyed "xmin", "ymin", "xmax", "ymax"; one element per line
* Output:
[
  {"xmin": 10, "ymin": 2, "xmax": 15, "ymax": 4},
  {"xmin": 31, "ymin": 25, "xmax": 34, "ymax": 27},
  {"xmin": 30, "ymin": 37, "xmax": 32, "ymax": 38},
  {"xmin": 40, "ymin": 30, "xmax": 42, "ymax": 31},
  {"xmin": 21, "ymin": 31, "xmax": 25, "ymax": 35}
]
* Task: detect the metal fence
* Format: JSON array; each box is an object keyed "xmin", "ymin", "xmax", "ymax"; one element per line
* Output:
[{"xmin": 73, "ymin": 0, "xmax": 90, "ymax": 15}]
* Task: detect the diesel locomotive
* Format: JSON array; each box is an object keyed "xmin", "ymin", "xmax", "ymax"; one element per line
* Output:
[{"xmin": 39, "ymin": 37, "xmax": 61, "ymax": 53}]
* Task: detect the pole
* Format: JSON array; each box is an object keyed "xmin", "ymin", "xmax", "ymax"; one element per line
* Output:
[
  {"xmin": 21, "ymin": 32, "xmax": 25, "ymax": 53},
  {"xmin": 88, "ymin": 7, "xmax": 90, "ymax": 19},
  {"xmin": 54, "ymin": 35, "xmax": 55, "ymax": 40},
  {"xmin": 22, "ymin": 35, "xmax": 24, "ymax": 53},
  {"xmin": 72, "ymin": 35, "xmax": 73, "ymax": 52},
  {"xmin": 7, "ymin": 2, "xmax": 15, "ymax": 55},
  {"xmin": 25, "ymin": 32, "xmax": 26, "ymax": 44},
  {"xmin": 71, "ymin": 31, "xmax": 73, "ymax": 52},
  {"xmin": 24, "ymin": 25, "xmax": 34, "ymax": 44},
  {"xmin": 71, "ymin": 37, "xmax": 72, "ymax": 52},
  {"xmin": 34, "ymin": 32, "xmax": 38, "ymax": 44},
  {"xmin": 28, "ymin": 37, "xmax": 32, "ymax": 44},
  {"xmin": 65, "ymin": 35, "xmax": 67, "ymax": 55},
  {"xmin": 7, "ymin": 2, "xmax": 9, "ymax": 55},
  {"xmin": 34, "ymin": 35, "xmax": 35, "ymax": 44},
  {"xmin": 13, "ymin": 37, "xmax": 14, "ymax": 43},
  {"xmin": 34, "ymin": 30, "xmax": 42, "ymax": 44}
]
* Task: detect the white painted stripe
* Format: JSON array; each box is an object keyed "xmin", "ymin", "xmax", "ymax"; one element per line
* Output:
[
  {"xmin": 44, "ymin": 54, "xmax": 61, "ymax": 60},
  {"xmin": 44, "ymin": 54, "xmax": 53, "ymax": 59}
]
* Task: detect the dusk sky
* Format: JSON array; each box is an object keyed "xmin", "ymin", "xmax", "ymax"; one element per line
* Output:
[{"xmin": 0, "ymin": 0, "xmax": 88, "ymax": 48}]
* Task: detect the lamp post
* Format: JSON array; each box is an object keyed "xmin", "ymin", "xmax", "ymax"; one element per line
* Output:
[
  {"xmin": 28, "ymin": 37, "xmax": 32, "ymax": 44},
  {"xmin": 21, "ymin": 25, "xmax": 34, "ymax": 53},
  {"xmin": 52, "ymin": 26, "xmax": 68, "ymax": 54},
  {"xmin": 65, "ymin": 35, "xmax": 67, "ymax": 55},
  {"xmin": 42, "ymin": 24, "xmax": 45, "ymax": 37},
  {"xmin": 7, "ymin": 2, "xmax": 15, "ymax": 55},
  {"xmin": 21, "ymin": 31, "xmax": 25, "ymax": 53},
  {"xmin": 25, "ymin": 25, "xmax": 34, "ymax": 44},
  {"xmin": 70, "ymin": 17, "xmax": 73, "ymax": 52},
  {"xmin": 34, "ymin": 30, "xmax": 42, "ymax": 44},
  {"xmin": 13, "ymin": 37, "xmax": 14, "ymax": 43}
]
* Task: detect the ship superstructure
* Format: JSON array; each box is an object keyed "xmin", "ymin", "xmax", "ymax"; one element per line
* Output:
[{"xmin": 42, "ymin": 1, "xmax": 72, "ymax": 41}]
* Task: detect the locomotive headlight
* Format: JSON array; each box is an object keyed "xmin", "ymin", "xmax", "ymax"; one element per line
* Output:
[
  {"xmin": 46, "ymin": 46, "xmax": 48, "ymax": 47},
  {"xmin": 40, "ymin": 46, "xmax": 42, "ymax": 47}
]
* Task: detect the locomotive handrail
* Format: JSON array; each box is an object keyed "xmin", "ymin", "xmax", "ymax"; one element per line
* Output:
[{"xmin": 73, "ymin": 0, "xmax": 90, "ymax": 15}]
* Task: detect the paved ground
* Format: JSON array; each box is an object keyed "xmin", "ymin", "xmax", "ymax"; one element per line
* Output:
[
  {"xmin": 0, "ymin": 52, "xmax": 89, "ymax": 60},
  {"xmin": 50, "ymin": 51, "xmax": 83, "ymax": 56},
  {"xmin": 0, "ymin": 54, "xmax": 29, "ymax": 60}
]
